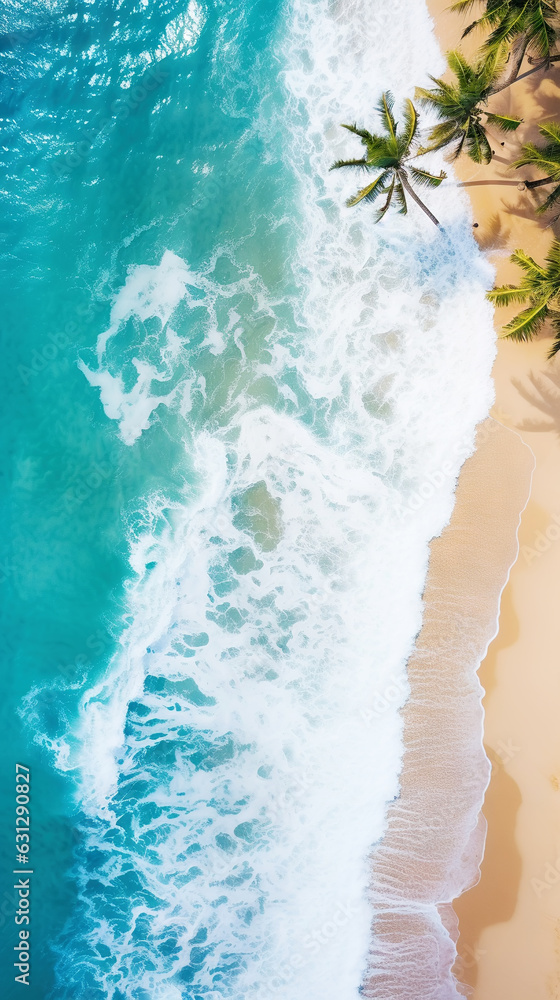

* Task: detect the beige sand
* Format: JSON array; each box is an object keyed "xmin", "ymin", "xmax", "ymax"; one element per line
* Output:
[{"xmin": 422, "ymin": 2, "xmax": 560, "ymax": 996}]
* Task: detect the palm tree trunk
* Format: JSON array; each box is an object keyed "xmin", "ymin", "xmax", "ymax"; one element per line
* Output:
[
  {"xmin": 399, "ymin": 173, "xmax": 440, "ymax": 227},
  {"xmin": 490, "ymin": 34, "xmax": 529, "ymax": 94},
  {"xmin": 504, "ymin": 54, "xmax": 560, "ymax": 88},
  {"xmin": 525, "ymin": 175, "xmax": 556, "ymax": 189},
  {"xmin": 527, "ymin": 53, "xmax": 560, "ymax": 66}
]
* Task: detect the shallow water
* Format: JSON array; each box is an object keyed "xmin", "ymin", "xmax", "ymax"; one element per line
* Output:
[{"xmin": 0, "ymin": 0, "xmax": 497, "ymax": 996}]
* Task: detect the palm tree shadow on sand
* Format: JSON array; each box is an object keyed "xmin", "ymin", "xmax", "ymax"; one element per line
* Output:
[
  {"xmin": 475, "ymin": 212, "xmax": 512, "ymax": 251},
  {"xmin": 511, "ymin": 358, "xmax": 560, "ymax": 433}
]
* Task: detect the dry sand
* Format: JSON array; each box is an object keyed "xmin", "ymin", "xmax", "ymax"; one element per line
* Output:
[{"xmin": 421, "ymin": 2, "xmax": 560, "ymax": 996}]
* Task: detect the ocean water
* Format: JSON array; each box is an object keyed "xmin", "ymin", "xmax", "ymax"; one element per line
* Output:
[{"xmin": 0, "ymin": 0, "xmax": 498, "ymax": 997}]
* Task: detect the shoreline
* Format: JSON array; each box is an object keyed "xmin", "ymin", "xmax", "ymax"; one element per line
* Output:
[
  {"xmin": 423, "ymin": 2, "xmax": 560, "ymax": 996},
  {"xmin": 365, "ymin": 418, "xmax": 533, "ymax": 999}
]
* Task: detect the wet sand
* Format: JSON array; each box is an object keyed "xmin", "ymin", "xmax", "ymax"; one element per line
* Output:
[
  {"xmin": 364, "ymin": 419, "xmax": 533, "ymax": 1000},
  {"xmin": 424, "ymin": 2, "xmax": 560, "ymax": 996}
]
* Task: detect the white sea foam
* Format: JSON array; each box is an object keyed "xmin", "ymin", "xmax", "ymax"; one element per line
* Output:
[
  {"xmin": 55, "ymin": 1, "xmax": 499, "ymax": 998},
  {"xmin": 78, "ymin": 249, "xmax": 263, "ymax": 443},
  {"xmin": 154, "ymin": 0, "xmax": 205, "ymax": 59}
]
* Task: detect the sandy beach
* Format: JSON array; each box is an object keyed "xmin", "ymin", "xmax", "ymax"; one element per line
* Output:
[{"xmin": 422, "ymin": 3, "xmax": 560, "ymax": 996}]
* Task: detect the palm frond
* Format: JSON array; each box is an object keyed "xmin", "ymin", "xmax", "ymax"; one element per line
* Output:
[
  {"xmin": 447, "ymin": 49, "xmax": 473, "ymax": 89},
  {"xmin": 414, "ymin": 84, "xmax": 442, "ymax": 107},
  {"xmin": 478, "ymin": 41, "xmax": 510, "ymax": 86},
  {"xmin": 533, "ymin": 143, "xmax": 560, "ymax": 161},
  {"xmin": 536, "ymin": 181, "xmax": 560, "ymax": 214},
  {"xmin": 408, "ymin": 166, "xmax": 447, "ymax": 188},
  {"xmin": 485, "ymin": 111, "xmax": 523, "ymax": 132},
  {"xmin": 363, "ymin": 135, "xmax": 401, "ymax": 166},
  {"xmin": 539, "ymin": 122, "xmax": 560, "ymax": 145},
  {"xmin": 513, "ymin": 139, "xmax": 555, "ymax": 165},
  {"xmin": 547, "ymin": 311, "xmax": 560, "ymax": 358},
  {"xmin": 486, "ymin": 7, "xmax": 529, "ymax": 48},
  {"xmin": 330, "ymin": 157, "xmax": 368, "ymax": 171},
  {"xmin": 478, "ymin": 2, "xmax": 558, "ymax": 59},
  {"xmin": 523, "ymin": 4, "xmax": 557, "ymax": 58},
  {"xmin": 501, "ymin": 298, "xmax": 550, "ymax": 342},
  {"xmin": 414, "ymin": 82, "xmax": 459, "ymax": 113},
  {"xmin": 461, "ymin": 19, "xmax": 482, "ymax": 37},
  {"xmin": 376, "ymin": 92, "xmax": 397, "ymax": 142},
  {"xmin": 486, "ymin": 284, "xmax": 531, "ymax": 307},
  {"xmin": 513, "ymin": 143, "xmax": 560, "ymax": 174},
  {"xmin": 510, "ymin": 248, "xmax": 547, "ymax": 277},
  {"xmin": 346, "ymin": 171, "xmax": 390, "ymax": 207},
  {"xmin": 448, "ymin": 0, "xmax": 502, "ymax": 37},
  {"xmin": 544, "ymin": 240, "xmax": 560, "ymax": 270},
  {"xmin": 450, "ymin": 130, "xmax": 467, "ymax": 160},
  {"xmin": 429, "ymin": 74, "xmax": 464, "ymax": 103},
  {"xmin": 340, "ymin": 123, "xmax": 373, "ymax": 143},
  {"xmin": 465, "ymin": 120, "xmax": 492, "ymax": 164},
  {"xmin": 417, "ymin": 120, "xmax": 461, "ymax": 155},
  {"xmin": 401, "ymin": 99, "xmax": 418, "ymax": 149},
  {"xmin": 460, "ymin": 10, "xmax": 498, "ymax": 39},
  {"xmin": 448, "ymin": 0, "xmax": 482, "ymax": 12},
  {"xmin": 373, "ymin": 177, "xmax": 396, "ymax": 223},
  {"xmin": 393, "ymin": 180, "xmax": 408, "ymax": 215}
]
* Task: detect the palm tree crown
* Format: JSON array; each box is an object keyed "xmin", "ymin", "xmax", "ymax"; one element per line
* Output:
[
  {"xmin": 450, "ymin": 0, "xmax": 559, "ymax": 62},
  {"xmin": 487, "ymin": 241, "xmax": 560, "ymax": 356},
  {"xmin": 330, "ymin": 92, "xmax": 446, "ymax": 226},
  {"xmin": 514, "ymin": 122, "xmax": 560, "ymax": 212},
  {"xmin": 415, "ymin": 49, "xmax": 522, "ymax": 163}
]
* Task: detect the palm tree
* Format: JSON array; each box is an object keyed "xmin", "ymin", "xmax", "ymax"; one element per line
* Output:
[
  {"xmin": 487, "ymin": 242, "xmax": 560, "ymax": 356},
  {"xmin": 514, "ymin": 122, "xmax": 560, "ymax": 212},
  {"xmin": 330, "ymin": 93, "xmax": 446, "ymax": 227},
  {"xmin": 450, "ymin": 0, "xmax": 559, "ymax": 89},
  {"xmin": 415, "ymin": 49, "xmax": 522, "ymax": 163}
]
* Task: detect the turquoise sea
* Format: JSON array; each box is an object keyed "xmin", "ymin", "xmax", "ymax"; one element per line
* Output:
[{"xmin": 1, "ymin": 0, "xmax": 497, "ymax": 997}]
